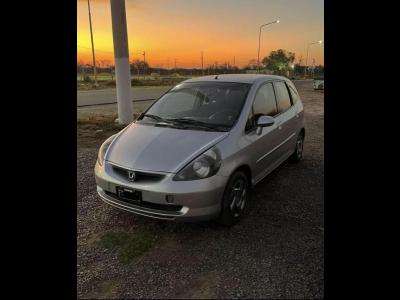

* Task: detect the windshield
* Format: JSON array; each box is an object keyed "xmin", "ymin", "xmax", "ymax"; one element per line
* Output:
[{"xmin": 140, "ymin": 82, "xmax": 251, "ymax": 130}]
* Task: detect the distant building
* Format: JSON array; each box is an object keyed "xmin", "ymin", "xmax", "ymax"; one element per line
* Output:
[
  {"xmin": 246, "ymin": 69, "xmax": 273, "ymax": 75},
  {"xmin": 150, "ymin": 73, "xmax": 161, "ymax": 78}
]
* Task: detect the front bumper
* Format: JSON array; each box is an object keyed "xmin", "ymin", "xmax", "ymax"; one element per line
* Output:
[{"xmin": 94, "ymin": 161, "xmax": 229, "ymax": 221}]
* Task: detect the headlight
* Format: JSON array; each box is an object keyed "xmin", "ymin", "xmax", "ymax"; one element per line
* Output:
[
  {"xmin": 173, "ymin": 147, "xmax": 221, "ymax": 181},
  {"xmin": 97, "ymin": 134, "xmax": 116, "ymax": 166}
]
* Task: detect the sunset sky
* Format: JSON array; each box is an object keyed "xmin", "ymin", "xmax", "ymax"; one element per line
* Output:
[{"xmin": 77, "ymin": 0, "xmax": 324, "ymax": 68}]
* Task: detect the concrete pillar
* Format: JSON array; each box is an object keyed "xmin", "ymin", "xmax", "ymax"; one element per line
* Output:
[{"xmin": 110, "ymin": 0, "xmax": 133, "ymax": 124}]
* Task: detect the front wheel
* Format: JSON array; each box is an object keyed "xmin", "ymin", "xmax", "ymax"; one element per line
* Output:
[
  {"xmin": 290, "ymin": 132, "xmax": 304, "ymax": 162},
  {"xmin": 217, "ymin": 171, "xmax": 249, "ymax": 226}
]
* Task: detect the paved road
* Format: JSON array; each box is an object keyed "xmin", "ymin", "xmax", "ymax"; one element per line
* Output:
[
  {"xmin": 77, "ymin": 80, "xmax": 314, "ymax": 119},
  {"xmin": 77, "ymin": 80, "xmax": 313, "ymax": 107},
  {"xmin": 77, "ymin": 86, "xmax": 171, "ymax": 107}
]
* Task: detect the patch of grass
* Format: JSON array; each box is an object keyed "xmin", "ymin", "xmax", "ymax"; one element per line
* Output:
[
  {"xmin": 77, "ymin": 112, "xmax": 144, "ymax": 148},
  {"xmin": 78, "ymin": 113, "xmax": 121, "ymax": 128},
  {"xmin": 77, "ymin": 76, "xmax": 190, "ymax": 90},
  {"xmin": 98, "ymin": 229, "xmax": 154, "ymax": 263}
]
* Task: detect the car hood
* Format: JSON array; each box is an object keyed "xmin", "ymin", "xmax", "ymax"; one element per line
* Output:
[{"xmin": 106, "ymin": 123, "xmax": 229, "ymax": 173}]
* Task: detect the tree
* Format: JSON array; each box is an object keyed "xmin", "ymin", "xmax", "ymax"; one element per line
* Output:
[
  {"xmin": 245, "ymin": 59, "xmax": 259, "ymax": 70},
  {"xmin": 261, "ymin": 49, "xmax": 295, "ymax": 75},
  {"xmin": 130, "ymin": 59, "xmax": 150, "ymax": 76}
]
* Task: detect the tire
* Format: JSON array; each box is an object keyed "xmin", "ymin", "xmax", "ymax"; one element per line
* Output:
[
  {"xmin": 290, "ymin": 132, "xmax": 305, "ymax": 162},
  {"xmin": 217, "ymin": 171, "xmax": 249, "ymax": 226}
]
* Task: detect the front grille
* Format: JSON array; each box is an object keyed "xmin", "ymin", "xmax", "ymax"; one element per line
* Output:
[
  {"xmin": 105, "ymin": 191, "xmax": 183, "ymax": 212},
  {"xmin": 111, "ymin": 165, "xmax": 165, "ymax": 183}
]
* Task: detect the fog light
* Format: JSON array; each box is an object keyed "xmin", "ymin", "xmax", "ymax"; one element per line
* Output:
[{"xmin": 166, "ymin": 195, "xmax": 174, "ymax": 203}]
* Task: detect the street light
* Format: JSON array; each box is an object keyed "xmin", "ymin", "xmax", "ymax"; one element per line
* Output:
[
  {"xmin": 257, "ymin": 19, "xmax": 279, "ymax": 73},
  {"xmin": 305, "ymin": 40, "xmax": 323, "ymax": 78}
]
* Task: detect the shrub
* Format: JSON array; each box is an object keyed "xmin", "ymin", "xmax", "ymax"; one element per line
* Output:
[{"xmin": 83, "ymin": 75, "xmax": 92, "ymax": 83}]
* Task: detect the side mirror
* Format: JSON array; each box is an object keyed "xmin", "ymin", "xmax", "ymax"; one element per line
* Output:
[
  {"xmin": 256, "ymin": 115, "xmax": 275, "ymax": 127},
  {"xmin": 256, "ymin": 115, "xmax": 274, "ymax": 135}
]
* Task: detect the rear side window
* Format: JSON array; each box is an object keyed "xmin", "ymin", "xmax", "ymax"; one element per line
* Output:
[
  {"xmin": 274, "ymin": 81, "xmax": 292, "ymax": 112},
  {"xmin": 288, "ymin": 85, "xmax": 300, "ymax": 104}
]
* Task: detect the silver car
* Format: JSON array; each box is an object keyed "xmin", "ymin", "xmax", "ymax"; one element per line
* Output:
[{"xmin": 95, "ymin": 74, "xmax": 305, "ymax": 225}]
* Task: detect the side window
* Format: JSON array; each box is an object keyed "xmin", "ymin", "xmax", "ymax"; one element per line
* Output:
[
  {"xmin": 288, "ymin": 85, "xmax": 300, "ymax": 104},
  {"xmin": 245, "ymin": 83, "xmax": 277, "ymax": 133},
  {"xmin": 274, "ymin": 81, "xmax": 292, "ymax": 112},
  {"xmin": 253, "ymin": 82, "xmax": 278, "ymax": 119}
]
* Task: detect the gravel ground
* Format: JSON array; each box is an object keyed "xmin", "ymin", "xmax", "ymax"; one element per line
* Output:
[{"xmin": 77, "ymin": 80, "xmax": 324, "ymax": 299}]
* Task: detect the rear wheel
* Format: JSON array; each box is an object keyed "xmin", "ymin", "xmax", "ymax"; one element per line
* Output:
[
  {"xmin": 217, "ymin": 171, "xmax": 249, "ymax": 226},
  {"xmin": 290, "ymin": 132, "xmax": 304, "ymax": 162}
]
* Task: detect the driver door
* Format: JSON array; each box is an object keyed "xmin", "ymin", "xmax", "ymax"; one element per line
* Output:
[{"xmin": 244, "ymin": 82, "xmax": 281, "ymax": 183}]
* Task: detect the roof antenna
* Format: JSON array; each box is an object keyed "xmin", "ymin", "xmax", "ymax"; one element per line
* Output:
[{"xmin": 214, "ymin": 75, "xmax": 219, "ymax": 79}]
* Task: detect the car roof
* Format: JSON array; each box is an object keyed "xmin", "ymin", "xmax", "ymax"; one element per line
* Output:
[{"xmin": 183, "ymin": 74, "xmax": 288, "ymax": 84}]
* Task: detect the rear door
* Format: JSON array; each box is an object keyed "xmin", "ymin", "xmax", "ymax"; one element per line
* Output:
[{"xmin": 272, "ymin": 80, "xmax": 298, "ymax": 160}]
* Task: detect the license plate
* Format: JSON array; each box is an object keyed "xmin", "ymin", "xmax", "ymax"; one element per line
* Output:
[{"xmin": 116, "ymin": 186, "xmax": 142, "ymax": 204}]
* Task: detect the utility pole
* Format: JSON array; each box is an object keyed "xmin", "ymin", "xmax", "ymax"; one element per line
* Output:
[
  {"xmin": 87, "ymin": 0, "xmax": 98, "ymax": 87},
  {"xmin": 298, "ymin": 56, "xmax": 303, "ymax": 77},
  {"xmin": 305, "ymin": 46, "xmax": 309, "ymax": 78},
  {"xmin": 167, "ymin": 58, "xmax": 170, "ymax": 76},
  {"xmin": 233, "ymin": 56, "xmax": 236, "ymax": 67},
  {"xmin": 174, "ymin": 59, "xmax": 177, "ymax": 74},
  {"xmin": 201, "ymin": 51, "xmax": 204, "ymax": 76},
  {"xmin": 110, "ymin": 0, "xmax": 133, "ymax": 124},
  {"xmin": 305, "ymin": 40, "xmax": 323, "ymax": 78},
  {"xmin": 312, "ymin": 58, "xmax": 315, "ymax": 78},
  {"xmin": 143, "ymin": 51, "xmax": 146, "ymax": 80}
]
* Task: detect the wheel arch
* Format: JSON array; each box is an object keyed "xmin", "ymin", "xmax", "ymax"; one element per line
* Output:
[{"xmin": 231, "ymin": 164, "xmax": 252, "ymax": 187}]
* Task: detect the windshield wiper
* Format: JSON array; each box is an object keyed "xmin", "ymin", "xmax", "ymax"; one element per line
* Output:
[
  {"xmin": 143, "ymin": 115, "xmax": 227, "ymax": 131},
  {"xmin": 142, "ymin": 114, "xmax": 168, "ymax": 122},
  {"xmin": 142, "ymin": 114, "xmax": 187, "ymax": 129},
  {"xmin": 166, "ymin": 118, "xmax": 229, "ymax": 132}
]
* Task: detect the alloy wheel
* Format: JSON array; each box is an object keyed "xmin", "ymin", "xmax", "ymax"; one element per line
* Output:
[
  {"xmin": 229, "ymin": 179, "xmax": 247, "ymax": 218},
  {"xmin": 296, "ymin": 135, "xmax": 304, "ymax": 159}
]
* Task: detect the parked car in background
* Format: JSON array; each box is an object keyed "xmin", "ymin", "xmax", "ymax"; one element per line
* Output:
[
  {"xmin": 313, "ymin": 76, "xmax": 324, "ymax": 90},
  {"xmin": 95, "ymin": 74, "xmax": 305, "ymax": 226}
]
